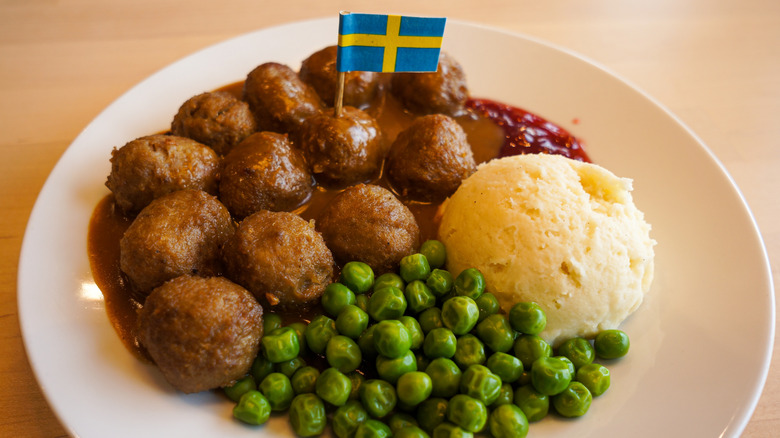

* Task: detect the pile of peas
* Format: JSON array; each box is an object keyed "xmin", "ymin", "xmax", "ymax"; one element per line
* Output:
[{"xmin": 225, "ymin": 240, "xmax": 630, "ymax": 437}]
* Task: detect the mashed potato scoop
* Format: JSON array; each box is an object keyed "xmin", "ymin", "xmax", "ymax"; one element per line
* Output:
[{"xmin": 438, "ymin": 154, "xmax": 655, "ymax": 346}]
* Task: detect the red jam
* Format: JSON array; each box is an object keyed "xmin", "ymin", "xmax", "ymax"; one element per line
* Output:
[{"xmin": 467, "ymin": 98, "xmax": 590, "ymax": 162}]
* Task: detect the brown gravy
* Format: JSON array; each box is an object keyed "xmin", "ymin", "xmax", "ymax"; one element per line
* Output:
[{"xmin": 87, "ymin": 83, "xmax": 505, "ymax": 358}]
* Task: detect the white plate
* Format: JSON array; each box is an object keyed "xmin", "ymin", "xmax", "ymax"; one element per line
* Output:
[{"xmin": 18, "ymin": 17, "xmax": 774, "ymax": 437}]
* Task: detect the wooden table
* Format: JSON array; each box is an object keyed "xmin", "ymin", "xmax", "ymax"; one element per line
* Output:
[{"xmin": 1, "ymin": 0, "xmax": 777, "ymax": 436}]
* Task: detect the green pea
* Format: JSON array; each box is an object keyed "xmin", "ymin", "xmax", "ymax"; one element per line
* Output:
[
  {"xmin": 332, "ymin": 400, "xmax": 369, "ymax": 438},
  {"xmin": 575, "ymin": 363, "xmax": 611, "ymax": 396},
  {"xmin": 508, "ymin": 302, "xmax": 546, "ymax": 335},
  {"xmin": 394, "ymin": 426, "xmax": 430, "ymax": 438},
  {"xmin": 258, "ymin": 372, "xmax": 294, "ymax": 411},
  {"xmin": 441, "ymin": 296, "xmax": 479, "ymax": 335},
  {"xmin": 594, "ymin": 329, "xmax": 630, "ymax": 359},
  {"xmin": 513, "ymin": 334, "xmax": 552, "ymax": 367},
  {"xmin": 459, "ymin": 364, "xmax": 502, "ymax": 406},
  {"xmin": 374, "ymin": 272, "xmax": 405, "ymax": 291},
  {"xmin": 288, "ymin": 393, "xmax": 327, "ymax": 436},
  {"xmin": 355, "ymin": 419, "xmax": 393, "ymax": 438},
  {"xmin": 474, "ymin": 293, "xmax": 499, "ymax": 323},
  {"xmin": 399, "ymin": 315, "xmax": 425, "ymax": 350},
  {"xmin": 486, "ymin": 352, "xmax": 523, "ymax": 383},
  {"xmin": 400, "ymin": 253, "xmax": 432, "ymax": 282},
  {"xmin": 305, "ymin": 314, "xmax": 338, "ymax": 355},
  {"xmin": 287, "ymin": 321, "xmax": 308, "ymax": 356},
  {"xmin": 263, "ymin": 313, "xmax": 283, "ymax": 334},
  {"xmin": 327, "ymin": 335, "xmax": 363, "ymax": 373},
  {"xmin": 360, "ymin": 379, "xmax": 397, "ymax": 418},
  {"xmin": 556, "ymin": 337, "xmax": 595, "ymax": 369},
  {"xmin": 224, "ymin": 374, "xmax": 256, "ymax": 402},
  {"xmin": 420, "ymin": 240, "xmax": 447, "ymax": 268},
  {"xmin": 475, "ymin": 313, "xmax": 515, "ymax": 353},
  {"xmin": 432, "ymin": 422, "xmax": 473, "ymax": 438},
  {"xmin": 453, "ymin": 268, "xmax": 485, "ymax": 300},
  {"xmin": 291, "ymin": 366, "xmax": 319, "ymax": 394},
  {"xmin": 388, "ymin": 412, "xmax": 419, "ymax": 433},
  {"xmin": 552, "ymin": 381, "xmax": 592, "ymax": 417},
  {"xmin": 426, "ymin": 269, "xmax": 453, "ymax": 298},
  {"xmin": 488, "ymin": 404, "xmax": 529, "ymax": 438},
  {"xmin": 358, "ymin": 324, "xmax": 379, "ymax": 359},
  {"xmin": 446, "ymin": 394, "xmax": 487, "ymax": 433},
  {"xmin": 556, "ymin": 355, "xmax": 576, "ymax": 376},
  {"xmin": 405, "ymin": 280, "xmax": 437, "ymax": 313},
  {"xmin": 315, "ymin": 367, "xmax": 352, "ymax": 406},
  {"xmin": 232, "ymin": 390, "xmax": 271, "ymax": 425},
  {"xmin": 347, "ymin": 371, "xmax": 365, "ymax": 400},
  {"xmin": 425, "ymin": 357, "xmax": 462, "ymax": 398},
  {"xmin": 368, "ymin": 286, "xmax": 407, "ymax": 321},
  {"xmin": 397, "ymin": 371, "xmax": 433, "ymax": 407},
  {"xmin": 275, "ymin": 356, "xmax": 306, "ymax": 377},
  {"xmin": 416, "ymin": 398, "xmax": 449, "ymax": 433},
  {"xmin": 336, "ymin": 304, "xmax": 370, "ymax": 339},
  {"xmin": 250, "ymin": 355, "xmax": 274, "ymax": 383},
  {"xmin": 419, "ymin": 307, "xmax": 444, "ymax": 333},
  {"xmin": 355, "ymin": 293, "xmax": 370, "ymax": 312},
  {"xmin": 261, "ymin": 326, "xmax": 300, "ymax": 363},
  {"xmin": 396, "ymin": 426, "xmax": 431, "ymax": 438},
  {"xmin": 453, "ymin": 334, "xmax": 486, "ymax": 369},
  {"xmin": 490, "ymin": 383, "xmax": 515, "ymax": 407},
  {"xmin": 341, "ymin": 261, "xmax": 375, "ymax": 294},
  {"xmin": 376, "ymin": 350, "xmax": 417, "ymax": 384},
  {"xmin": 423, "ymin": 327, "xmax": 457, "ymax": 359},
  {"xmin": 513, "ymin": 384, "xmax": 549, "ymax": 422},
  {"xmin": 373, "ymin": 319, "xmax": 412, "ymax": 358},
  {"xmin": 322, "ymin": 282, "xmax": 357, "ymax": 317},
  {"xmin": 530, "ymin": 357, "xmax": 573, "ymax": 396}
]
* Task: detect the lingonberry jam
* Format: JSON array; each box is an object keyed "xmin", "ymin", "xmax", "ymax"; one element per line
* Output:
[{"xmin": 467, "ymin": 98, "xmax": 590, "ymax": 162}]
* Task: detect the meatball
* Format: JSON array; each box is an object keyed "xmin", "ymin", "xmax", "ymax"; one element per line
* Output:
[
  {"xmin": 223, "ymin": 210, "xmax": 334, "ymax": 309},
  {"xmin": 219, "ymin": 132, "xmax": 313, "ymax": 219},
  {"xmin": 137, "ymin": 275, "xmax": 264, "ymax": 394},
  {"xmin": 171, "ymin": 91, "xmax": 256, "ymax": 156},
  {"xmin": 390, "ymin": 52, "xmax": 469, "ymax": 116},
  {"xmin": 316, "ymin": 184, "xmax": 420, "ymax": 274},
  {"xmin": 105, "ymin": 134, "xmax": 220, "ymax": 215},
  {"xmin": 243, "ymin": 62, "xmax": 324, "ymax": 134},
  {"xmin": 386, "ymin": 114, "xmax": 476, "ymax": 203},
  {"xmin": 119, "ymin": 189, "xmax": 235, "ymax": 294},
  {"xmin": 297, "ymin": 106, "xmax": 384, "ymax": 187},
  {"xmin": 299, "ymin": 45, "xmax": 380, "ymax": 108}
]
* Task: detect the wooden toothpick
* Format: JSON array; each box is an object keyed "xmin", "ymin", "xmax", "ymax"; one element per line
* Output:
[{"xmin": 334, "ymin": 71, "xmax": 346, "ymax": 118}]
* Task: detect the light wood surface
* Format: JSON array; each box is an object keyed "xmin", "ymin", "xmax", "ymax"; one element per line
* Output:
[{"xmin": 1, "ymin": 0, "xmax": 777, "ymax": 436}]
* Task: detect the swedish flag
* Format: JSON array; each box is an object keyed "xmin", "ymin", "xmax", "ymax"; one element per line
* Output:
[{"xmin": 337, "ymin": 13, "xmax": 447, "ymax": 73}]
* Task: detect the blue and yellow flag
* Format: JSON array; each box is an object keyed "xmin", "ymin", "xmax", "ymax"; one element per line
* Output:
[{"xmin": 337, "ymin": 12, "xmax": 446, "ymax": 73}]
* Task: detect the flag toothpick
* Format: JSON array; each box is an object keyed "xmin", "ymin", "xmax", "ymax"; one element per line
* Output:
[{"xmin": 334, "ymin": 11, "xmax": 446, "ymax": 117}]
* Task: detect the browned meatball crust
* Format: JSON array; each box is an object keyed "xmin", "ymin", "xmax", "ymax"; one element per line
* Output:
[
  {"xmin": 223, "ymin": 210, "xmax": 334, "ymax": 309},
  {"xmin": 386, "ymin": 114, "xmax": 476, "ymax": 202},
  {"xmin": 171, "ymin": 91, "xmax": 256, "ymax": 156},
  {"xmin": 316, "ymin": 184, "xmax": 420, "ymax": 274},
  {"xmin": 297, "ymin": 106, "xmax": 385, "ymax": 187},
  {"xmin": 137, "ymin": 275, "xmax": 264, "ymax": 394},
  {"xmin": 119, "ymin": 189, "xmax": 235, "ymax": 294},
  {"xmin": 299, "ymin": 45, "xmax": 380, "ymax": 108},
  {"xmin": 105, "ymin": 134, "xmax": 220, "ymax": 215},
  {"xmin": 243, "ymin": 62, "xmax": 324, "ymax": 134},
  {"xmin": 219, "ymin": 132, "xmax": 313, "ymax": 219},
  {"xmin": 390, "ymin": 52, "xmax": 469, "ymax": 116}
]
